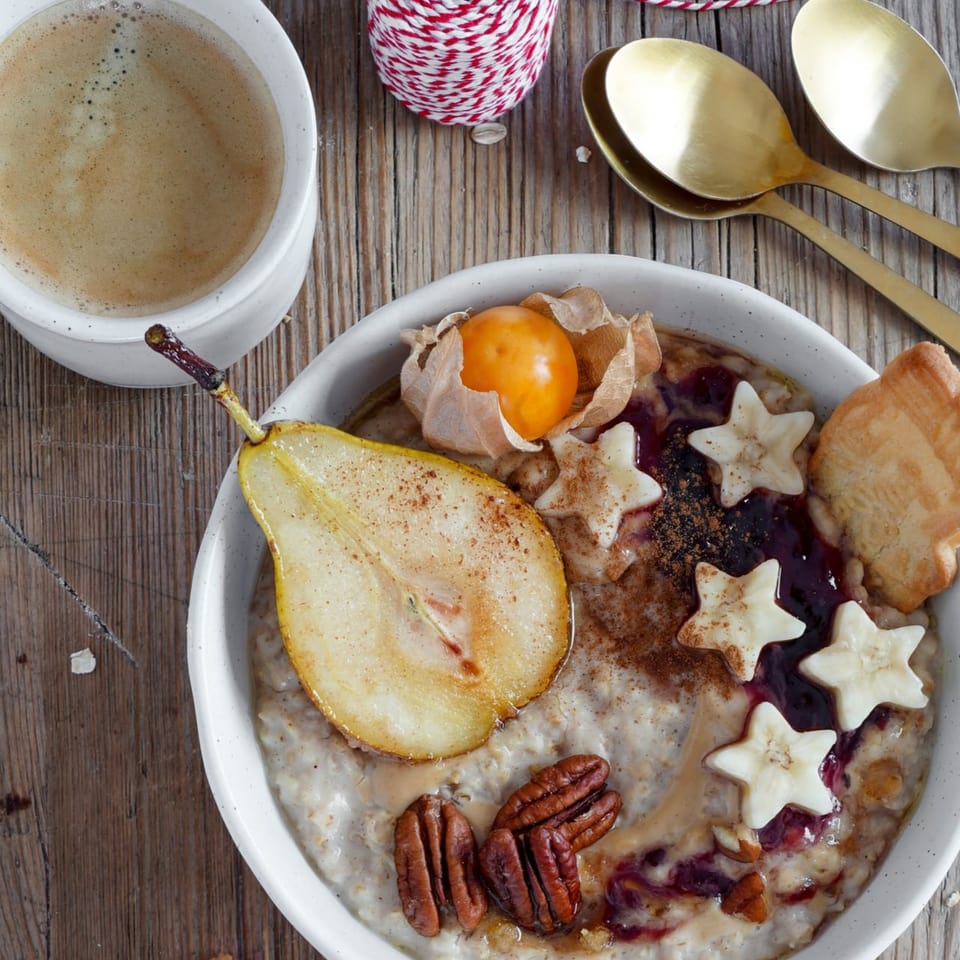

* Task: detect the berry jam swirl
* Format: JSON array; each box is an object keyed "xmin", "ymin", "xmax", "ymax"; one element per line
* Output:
[{"xmin": 604, "ymin": 345, "xmax": 866, "ymax": 942}]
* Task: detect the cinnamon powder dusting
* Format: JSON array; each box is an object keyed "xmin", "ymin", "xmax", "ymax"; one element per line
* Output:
[
  {"xmin": 577, "ymin": 558, "xmax": 736, "ymax": 700},
  {"xmin": 571, "ymin": 411, "xmax": 756, "ymax": 699}
]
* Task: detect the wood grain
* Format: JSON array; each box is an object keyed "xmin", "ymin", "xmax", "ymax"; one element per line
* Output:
[{"xmin": 1, "ymin": 1, "xmax": 958, "ymax": 958}]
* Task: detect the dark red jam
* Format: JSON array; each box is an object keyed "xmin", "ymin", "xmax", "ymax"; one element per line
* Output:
[
  {"xmin": 605, "ymin": 851, "xmax": 736, "ymax": 941},
  {"xmin": 605, "ymin": 357, "xmax": 858, "ymax": 941}
]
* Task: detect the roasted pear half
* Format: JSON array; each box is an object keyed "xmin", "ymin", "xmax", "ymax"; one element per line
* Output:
[{"xmin": 147, "ymin": 326, "xmax": 571, "ymax": 760}]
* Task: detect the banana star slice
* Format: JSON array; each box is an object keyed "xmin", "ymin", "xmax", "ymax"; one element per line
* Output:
[
  {"xmin": 688, "ymin": 380, "xmax": 815, "ymax": 507},
  {"xmin": 535, "ymin": 421, "xmax": 662, "ymax": 548},
  {"xmin": 798, "ymin": 601, "xmax": 928, "ymax": 731},
  {"xmin": 678, "ymin": 559, "xmax": 807, "ymax": 681},
  {"xmin": 706, "ymin": 701, "xmax": 837, "ymax": 830}
]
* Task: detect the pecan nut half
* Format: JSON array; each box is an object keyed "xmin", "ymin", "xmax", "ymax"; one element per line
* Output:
[
  {"xmin": 558, "ymin": 787, "xmax": 622, "ymax": 852},
  {"xmin": 479, "ymin": 825, "xmax": 581, "ymax": 935},
  {"xmin": 721, "ymin": 871, "xmax": 768, "ymax": 924},
  {"xmin": 492, "ymin": 754, "xmax": 621, "ymax": 850},
  {"xmin": 712, "ymin": 823, "xmax": 761, "ymax": 864},
  {"xmin": 394, "ymin": 795, "xmax": 488, "ymax": 937}
]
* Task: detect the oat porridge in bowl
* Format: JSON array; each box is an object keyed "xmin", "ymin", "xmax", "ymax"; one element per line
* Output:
[{"xmin": 187, "ymin": 254, "xmax": 960, "ymax": 960}]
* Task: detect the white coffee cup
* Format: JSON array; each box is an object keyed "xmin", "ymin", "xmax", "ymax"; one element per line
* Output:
[{"xmin": 0, "ymin": 0, "xmax": 318, "ymax": 387}]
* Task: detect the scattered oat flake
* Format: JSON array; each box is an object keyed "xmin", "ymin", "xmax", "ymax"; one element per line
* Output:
[
  {"xmin": 471, "ymin": 122, "xmax": 506, "ymax": 145},
  {"xmin": 576, "ymin": 145, "xmax": 592, "ymax": 162},
  {"xmin": 70, "ymin": 647, "xmax": 97, "ymax": 675},
  {"xmin": 947, "ymin": 890, "xmax": 960, "ymax": 908}
]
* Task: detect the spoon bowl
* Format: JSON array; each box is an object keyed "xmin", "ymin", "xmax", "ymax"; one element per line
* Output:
[
  {"xmin": 792, "ymin": 0, "xmax": 960, "ymax": 172},
  {"xmin": 581, "ymin": 47, "xmax": 960, "ymax": 352},
  {"xmin": 604, "ymin": 38, "xmax": 804, "ymax": 202},
  {"xmin": 582, "ymin": 48, "xmax": 757, "ymax": 222},
  {"xmin": 603, "ymin": 38, "xmax": 960, "ymax": 260}
]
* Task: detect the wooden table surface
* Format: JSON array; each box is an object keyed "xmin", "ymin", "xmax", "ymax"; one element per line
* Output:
[{"xmin": 2, "ymin": 0, "xmax": 959, "ymax": 957}]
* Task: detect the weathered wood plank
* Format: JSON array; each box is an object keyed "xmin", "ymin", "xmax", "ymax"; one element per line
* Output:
[{"xmin": 0, "ymin": 0, "xmax": 957, "ymax": 958}]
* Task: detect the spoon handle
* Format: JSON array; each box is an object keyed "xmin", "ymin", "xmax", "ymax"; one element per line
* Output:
[
  {"xmin": 804, "ymin": 159, "xmax": 960, "ymax": 260},
  {"xmin": 756, "ymin": 192, "xmax": 960, "ymax": 353}
]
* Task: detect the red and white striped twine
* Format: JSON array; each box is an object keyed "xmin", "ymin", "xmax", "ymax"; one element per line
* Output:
[
  {"xmin": 638, "ymin": 0, "xmax": 789, "ymax": 8},
  {"xmin": 366, "ymin": 0, "xmax": 560, "ymax": 126},
  {"xmin": 367, "ymin": 0, "xmax": 793, "ymax": 126}
]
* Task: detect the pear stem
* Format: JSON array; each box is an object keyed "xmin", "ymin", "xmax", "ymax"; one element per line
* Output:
[
  {"xmin": 211, "ymin": 381, "xmax": 267, "ymax": 444},
  {"xmin": 144, "ymin": 324, "xmax": 267, "ymax": 444}
]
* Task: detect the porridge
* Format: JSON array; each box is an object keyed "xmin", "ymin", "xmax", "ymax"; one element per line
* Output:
[{"xmin": 250, "ymin": 298, "xmax": 944, "ymax": 960}]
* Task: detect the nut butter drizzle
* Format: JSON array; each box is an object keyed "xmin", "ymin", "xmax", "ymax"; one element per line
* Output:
[{"xmin": 587, "ymin": 689, "xmax": 747, "ymax": 862}]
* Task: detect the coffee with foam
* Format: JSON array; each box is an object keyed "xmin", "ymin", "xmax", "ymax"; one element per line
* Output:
[{"xmin": 0, "ymin": 0, "xmax": 284, "ymax": 317}]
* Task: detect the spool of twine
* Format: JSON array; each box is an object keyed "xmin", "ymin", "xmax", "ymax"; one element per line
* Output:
[{"xmin": 366, "ymin": 0, "xmax": 560, "ymax": 126}]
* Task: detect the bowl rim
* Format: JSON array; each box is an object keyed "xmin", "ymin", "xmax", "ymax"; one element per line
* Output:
[{"xmin": 187, "ymin": 253, "xmax": 960, "ymax": 960}]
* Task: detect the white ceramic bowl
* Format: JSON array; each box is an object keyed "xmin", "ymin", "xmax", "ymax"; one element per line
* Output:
[
  {"xmin": 0, "ymin": 0, "xmax": 318, "ymax": 387},
  {"xmin": 188, "ymin": 254, "xmax": 960, "ymax": 960}
]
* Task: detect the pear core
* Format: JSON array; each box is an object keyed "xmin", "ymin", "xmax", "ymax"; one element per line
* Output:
[{"xmin": 239, "ymin": 421, "xmax": 571, "ymax": 761}]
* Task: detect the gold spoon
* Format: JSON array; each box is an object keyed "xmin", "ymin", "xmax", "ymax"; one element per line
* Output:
[
  {"xmin": 792, "ymin": 0, "xmax": 960, "ymax": 171},
  {"xmin": 582, "ymin": 47, "xmax": 960, "ymax": 353},
  {"xmin": 604, "ymin": 38, "xmax": 960, "ymax": 259}
]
